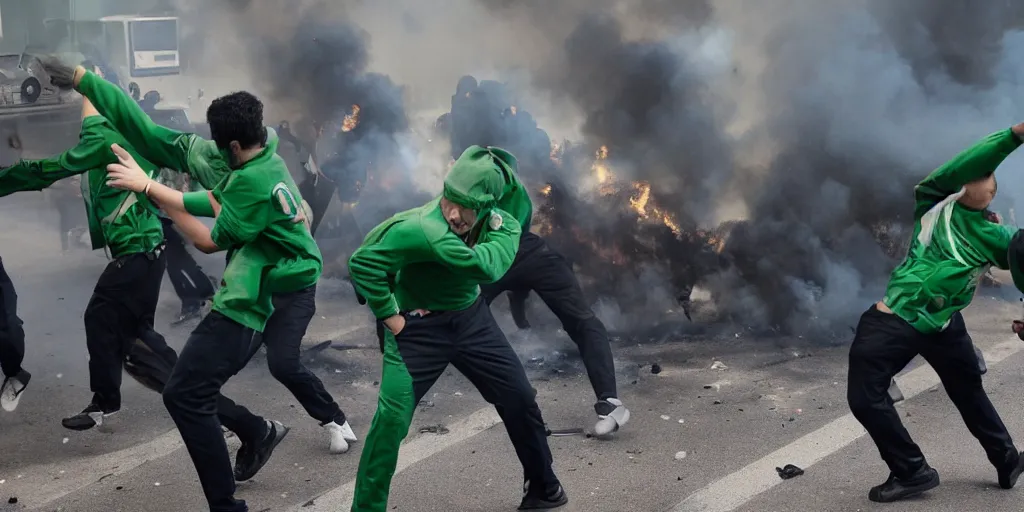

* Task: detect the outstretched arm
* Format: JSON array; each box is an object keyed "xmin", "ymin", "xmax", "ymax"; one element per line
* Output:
[
  {"xmin": 105, "ymin": 142, "xmax": 221, "ymax": 252},
  {"xmin": 71, "ymin": 68, "xmax": 194, "ymax": 175},
  {"xmin": 0, "ymin": 98, "xmax": 112, "ymax": 196},
  {"xmin": 915, "ymin": 124, "xmax": 1024, "ymax": 217}
]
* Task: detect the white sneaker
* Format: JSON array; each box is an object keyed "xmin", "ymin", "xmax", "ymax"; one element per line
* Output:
[
  {"xmin": 324, "ymin": 421, "xmax": 358, "ymax": 454},
  {"xmin": 1, "ymin": 372, "xmax": 30, "ymax": 412},
  {"xmin": 593, "ymin": 398, "xmax": 630, "ymax": 436}
]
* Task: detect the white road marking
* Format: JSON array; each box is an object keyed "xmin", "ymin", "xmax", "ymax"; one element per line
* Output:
[
  {"xmin": 13, "ymin": 429, "xmax": 183, "ymax": 510},
  {"xmin": 669, "ymin": 337, "xmax": 1023, "ymax": 512},
  {"xmin": 292, "ymin": 406, "xmax": 502, "ymax": 512}
]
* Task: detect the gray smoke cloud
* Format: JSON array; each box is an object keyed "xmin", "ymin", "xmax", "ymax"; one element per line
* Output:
[{"xmin": 170, "ymin": 0, "xmax": 1024, "ymax": 337}]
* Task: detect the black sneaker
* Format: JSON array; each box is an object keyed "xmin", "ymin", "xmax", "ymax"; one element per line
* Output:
[
  {"xmin": 519, "ymin": 484, "xmax": 568, "ymax": 510},
  {"xmin": 998, "ymin": 450, "xmax": 1024, "ymax": 489},
  {"xmin": 868, "ymin": 465, "xmax": 940, "ymax": 503},
  {"xmin": 62, "ymin": 403, "xmax": 119, "ymax": 431},
  {"xmin": 0, "ymin": 370, "xmax": 30, "ymax": 412},
  {"xmin": 234, "ymin": 420, "xmax": 290, "ymax": 482}
]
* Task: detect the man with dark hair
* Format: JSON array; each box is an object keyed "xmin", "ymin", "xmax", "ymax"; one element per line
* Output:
[
  {"xmin": 0, "ymin": 256, "xmax": 29, "ymax": 412},
  {"xmin": 349, "ymin": 145, "xmax": 567, "ymax": 511},
  {"xmin": 48, "ymin": 62, "xmax": 353, "ymax": 510},
  {"xmin": 847, "ymin": 123, "xmax": 1024, "ymax": 503}
]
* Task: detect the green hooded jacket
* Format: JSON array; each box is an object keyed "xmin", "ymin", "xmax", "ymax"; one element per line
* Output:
[
  {"xmin": 883, "ymin": 128, "xmax": 1023, "ymax": 333},
  {"xmin": 77, "ymin": 71, "xmax": 322, "ymax": 332},
  {"xmin": 444, "ymin": 145, "xmax": 534, "ymax": 232},
  {"xmin": 0, "ymin": 116, "xmax": 163, "ymax": 258},
  {"xmin": 348, "ymin": 146, "xmax": 523, "ymax": 318}
]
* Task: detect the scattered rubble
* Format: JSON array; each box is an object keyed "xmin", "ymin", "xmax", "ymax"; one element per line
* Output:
[
  {"xmin": 661, "ymin": 415, "xmax": 671, "ymax": 421},
  {"xmin": 675, "ymin": 451, "xmax": 687, "ymax": 460},
  {"xmin": 710, "ymin": 361, "xmax": 728, "ymax": 371},
  {"xmin": 419, "ymin": 424, "xmax": 450, "ymax": 435},
  {"xmin": 651, "ymin": 363, "xmax": 662, "ymax": 374},
  {"xmin": 7, "ymin": 496, "xmax": 16, "ymax": 504},
  {"xmin": 775, "ymin": 464, "xmax": 804, "ymax": 480}
]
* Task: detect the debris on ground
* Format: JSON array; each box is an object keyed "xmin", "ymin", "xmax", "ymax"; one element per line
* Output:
[
  {"xmin": 775, "ymin": 464, "xmax": 804, "ymax": 480},
  {"xmin": 62, "ymin": 437, "xmax": 69, "ymax": 444},
  {"xmin": 546, "ymin": 427, "xmax": 585, "ymax": 437},
  {"xmin": 675, "ymin": 451, "xmax": 687, "ymax": 460},
  {"xmin": 453, "ymin": 391, "xmax": 463, "ymax": 397},
  {"xmin": 7, "ymin": 496, "xmax": 17, "ymax": 504},
  {"xmin": 710, "ymin": 361, "xmax": 728, "ymax": 370},
  {"xmin": 419, "ymin": 424, "xmax": 450, "ymax": 435},
  {"xmin": 651, "ymin": 363, "xmax": 662, "ymax": 374},
  {"xmin": 661, "ymin": 415, "xmax": 671, "ymax": 421},
  {"xmin": 417, "ymin": 400, "xmax": 435, "ymax": 408}
]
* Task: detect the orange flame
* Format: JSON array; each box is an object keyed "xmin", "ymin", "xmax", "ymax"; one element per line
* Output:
[
  {"xmin": 629, "ymin": 181, "xmax": 682, "ymax": 238},
  {"xmin": 341, "ymin": 104, "xmax": 361, "ymax": 132}
]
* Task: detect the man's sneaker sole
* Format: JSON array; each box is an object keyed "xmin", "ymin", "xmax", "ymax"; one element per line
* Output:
[
  {"xmin": 61, "ymin": 410, "xmax": 117, "ymax": 431},
  {"xmin": 0, "ymin": 374, "xmax": 29, "ymax": 412},
  {"xmin": 868, "ymin": 474, "xmax": 940, "ymax": 503}
]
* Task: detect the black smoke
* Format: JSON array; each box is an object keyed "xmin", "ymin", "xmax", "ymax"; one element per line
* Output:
[{"xmin": 457, "ymin": 1, "xmax": 1024, "ymax": 335}]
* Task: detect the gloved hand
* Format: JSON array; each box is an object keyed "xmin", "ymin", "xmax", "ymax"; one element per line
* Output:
[{"xmin": 41, "ymin": 57, "xmax": 78, "ymax": 90}]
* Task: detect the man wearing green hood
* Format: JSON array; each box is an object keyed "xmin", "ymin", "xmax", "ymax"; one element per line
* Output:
[
  {"xmin": 847, "ymin": 123, "xmax": 1024, "ymax": 504},
  {"xmin": 348, "ymin": 146, "xmax": 567, "ymax": 511}
]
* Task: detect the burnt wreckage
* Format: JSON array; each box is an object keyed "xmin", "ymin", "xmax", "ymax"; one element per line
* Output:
[{"xmin": 440, "ymin": 77, "xmax": 930, "ymax": 331}]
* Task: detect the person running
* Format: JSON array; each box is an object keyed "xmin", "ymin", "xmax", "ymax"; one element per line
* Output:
[
  {"xmin": 847, "ymin": 123, "xmax": 1024, "ymax": 503},
  {"xmin": 0, "ymin": 92, "xmax": 176, "ymax": 430}
]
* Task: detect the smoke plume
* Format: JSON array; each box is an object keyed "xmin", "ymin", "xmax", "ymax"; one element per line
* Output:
[{"xmin": 173, "ymin": 0, "xmax": 1024, "ymax": 337}]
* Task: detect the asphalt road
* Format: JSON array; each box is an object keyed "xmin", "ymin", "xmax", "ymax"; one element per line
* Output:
[{"xmin": 3, "ymin": 194, "xmax": 1024, "ymax": 512}]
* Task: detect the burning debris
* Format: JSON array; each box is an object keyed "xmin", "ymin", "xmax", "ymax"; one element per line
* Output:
[{"xmin": 178, "ymin": 1, "xmax": 1024, "ymax": 336}]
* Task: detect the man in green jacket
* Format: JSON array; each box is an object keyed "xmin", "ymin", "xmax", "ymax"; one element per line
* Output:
[
  {"xmin": 348, "ymin": 146, "xmax": 567, "ymax": 511},
  {"xmin": 848, "ymin": 124, "xmax": 1024, "ymax": 503},
  {"xmin": 0, "ymin": 94, "xmax": 175, "ymax": 429},
  {"xmin": 62, "ymin": 61, "xmax": 359, "ymax": 457},
  {"xmin": 47, "ymin": 63, "xmax": 353, "ymax": 510}
]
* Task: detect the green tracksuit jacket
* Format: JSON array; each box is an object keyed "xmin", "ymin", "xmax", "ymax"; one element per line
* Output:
[
  {"xmin": 76, "ymin": 71, "xmax": 322, "ymax": 332},
  {"xmin": 883, "ymin": 128, "xmax": 1023, "ymax": 333},
  {"xmin": 0, "ymin": 116, "xmax": 163, "ymax": 258},
  {"xmin": 347, "ymin": 146, "xmax": 522, "ymax": 511}
]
